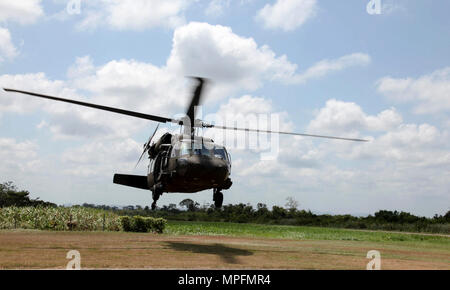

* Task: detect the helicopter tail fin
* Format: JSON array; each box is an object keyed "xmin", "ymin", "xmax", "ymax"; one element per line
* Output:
[{"xmin": 113, "ymin": 174, "xmax": 149, "ymax": 190}]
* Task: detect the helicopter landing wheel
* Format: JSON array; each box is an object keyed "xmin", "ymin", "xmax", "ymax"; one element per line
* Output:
[
  {"xmin": 151, "ymin": 186, "xmax": 163, "ymax": 210},
  {"xmin": 213, "ymin": 189, "xmax": 223, "ymax": 208}
]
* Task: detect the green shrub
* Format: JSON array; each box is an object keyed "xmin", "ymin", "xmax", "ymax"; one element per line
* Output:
[
  {"xmin": 119, "ymin": 215, "xmax": 166, "ymax": 233},
  {"xmin": 119, "ymin": 216, "xmax": 132, "ymax": 232},
  {"xmin": 151, "ymin": 218, "xmax": 167, "ymax": 234},
  {"xmin": 133, "ymin": 216, "xmax": 148, "ymax": 232}
]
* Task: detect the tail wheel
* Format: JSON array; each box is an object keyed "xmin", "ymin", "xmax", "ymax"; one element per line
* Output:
[{"xmin": 151, "ymin": 184, "xmax": 163, "ymax": 210}]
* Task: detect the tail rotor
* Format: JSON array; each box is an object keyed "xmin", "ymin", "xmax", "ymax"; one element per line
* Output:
[{"xmin": 135, "ymin": 123, "xmax": 160, "ymax": 168}]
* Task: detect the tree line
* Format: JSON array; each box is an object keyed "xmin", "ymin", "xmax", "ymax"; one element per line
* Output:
[
  {"xmin": 1, "ymin": 182, "xmax": 449, "ymax": 234},
  {"xmin": 0, "ymin": 181, "xmax": 56, "ymax": 208},
  {"xmin": 83, "ymin": 198, "xmax": 450, "ymax": 234}
]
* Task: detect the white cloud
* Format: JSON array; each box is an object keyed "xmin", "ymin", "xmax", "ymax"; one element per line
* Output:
[
  {"xmin": 292, "ymin": 53, "xmax": 371, "ymax": 84},
  {"xmin": 212, "ymin": 94, "xmax": 294, "ymax": 133},
  {"xmin": 0, "ymin": 138, "xmax": 41, "ymax": 174},
  {"xmin": 203, "ymin": 94, "xmax": 294, "ymax": 153},
  {"xmin": 61, "ymin": 138, "xmax": 142, "ymax": 177},
  {"xmin": 308, "ymin": 99, "xmax": 402, "ymax": 135},
  {"xmin": 377, "ymin": 67, "xmax": 450, "ymax": 114},
  {"xmin": 0, "ymin": 70, "xmax": 143, "ymax": 140},
  {"xmin": 256, "ymin": 0, "xmax": 317, "ymax": 31},
  {"xmin": 77, "ymin": 0, "xmax": 190, "ymax": 31},
  {"xmin": 1, "ymin": 22, "xmax": 372, "ymax": 136},
  {"xmin": 0, "ymin": 0, "xmax": 44, "ymax": 25},
  {"xmin": 0, "ymin": 72, "xmax": 68, "ymax": 113},
  {"xmin": 337, "ymin": 122, "xmax": 447, "ymax": 164},
  {"xmin": 0, "ymin": 1, "xmax": 44, "ymax": 64},
  {"xmin": 67, "ymin": 55, "xmax": 96, "ymax": 79},
  {"xmin": 307, "ymin": 100, "xmax": 450, "ymax": 181},
  {"xmin": 166, "ymin": 22, "xmax": 297, "ymax": 94},
  {"xmin": 205, "ymin": 0, "xmax": 230, "ymax": 17},
  {"xmin": 71, "ymin": 57, "xmax": 187, "ymax": 113},
  {"xmin": 0, "ymin": 27, "xmax": 18, "ymax": 62},
  {"xmin": 166, "ymin": 22, "xmax": 368, "ymax": 96},
  {"xmin": 225, "ymin": 99, "xmax": 449, "ymax": 212},
  {"xmin": 217, "ymin": 95, "xmax": 273, "ymax": 116},
  {"xmin": 229, "ymin": 98, "xmax": 450, "ymax": 215}
]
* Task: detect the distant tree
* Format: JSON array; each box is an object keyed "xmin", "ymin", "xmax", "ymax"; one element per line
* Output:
[
  {"xmin": 285, "ymin": 197, "xmax": 299, "ymax": 212},
  {"xmin": 0, "ymin": 181, "xmax": 55, "ymax": 207},
  {"xmin": 168, "ymin": 203, "xmax": 178, "ymax": 212},
  {"xmin": 200, "ymin": 202, "xmax": 211, "ymax": 210},
  {"xmin": 192, "ymin": 202, "xmax": 200, "ymax": 211},
  {"xmin": 374, "ymin": 210, "xmax": 398, "ymax": 223},
  {"xmin": 257, "ymin": 203, "xmax": 267, "ymax": 210},
  {"xmin": 179, "ymin": 198, "xmax": 193, "ymax": 209},
  {"xmin": 272, "ymin": 206, "xmax": 287, "ymax": 219},
  {"xmin": 179, "ymin": 199, "xmax": 199, "ymax": 211},
  {"xmin": 255, "ymin": 203, "xmax": 270, "ymax": 220}
]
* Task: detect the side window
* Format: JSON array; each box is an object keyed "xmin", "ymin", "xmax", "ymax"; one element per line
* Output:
[
  {"xmin": 148, "ymin": 159, "xmax": 154, "ymax": 173},
  {"xmin": 162, "ymin": 149, "xmax": 170, "ymax": 168},
  {"xmin": 225, "ymin": 150, "xmax": 230, "ymax": 161},
  {"xmin": 180, "ymin": 142, "xmax": 191, "ymax": 156}
]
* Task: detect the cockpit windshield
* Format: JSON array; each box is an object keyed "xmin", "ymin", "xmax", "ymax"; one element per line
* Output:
[
  {"xmin": 172, "ymin": 141, "xmax": 228, "ymax": 161},
  {"xmin": 213, "ymin": 148, "xmax": 227, "ymax": 160},
  {"xmin": 193, "ymin": 147, "xmax": 213, "ymax": 156}
]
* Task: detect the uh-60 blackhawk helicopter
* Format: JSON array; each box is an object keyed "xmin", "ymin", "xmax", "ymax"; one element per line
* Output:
[{"xmin": 3, "ymin": 78, "xmax": 368, "ymax": 209}]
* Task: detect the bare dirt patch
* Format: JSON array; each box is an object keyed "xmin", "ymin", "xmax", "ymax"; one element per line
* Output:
[{"xmin": 0, "ymin": 230, "xmax": 448, "ymax": 269}]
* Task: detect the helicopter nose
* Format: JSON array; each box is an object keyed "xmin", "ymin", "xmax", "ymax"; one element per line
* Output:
[
  {"xmin": 202, "ymin": 163, "xmax": 228, "ymax": 185},
  {"xmin": 179, "ymin": 156, "xmax": 228, "ymax": 183},
  {"xmin": 210, "ymin": 161, "xmax": 228, "ymax": 180}
]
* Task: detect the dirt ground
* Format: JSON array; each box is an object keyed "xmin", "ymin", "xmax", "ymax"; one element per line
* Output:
[{"xmin": 0, "ymin": 230, "xmax": 448, "ymax": 270}]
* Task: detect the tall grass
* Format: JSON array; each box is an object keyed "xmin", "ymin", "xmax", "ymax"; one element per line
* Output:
[{"xmin": 0, "ymin": 206, "xmax": 122, "ymax": 231}]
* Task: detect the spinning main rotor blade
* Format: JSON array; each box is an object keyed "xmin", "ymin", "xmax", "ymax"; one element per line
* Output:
[
  {"xmin": 3, "ymin": 88, "xmax": 176, "ymax": 124},
  {"xmin": 205, "ymin": 124, "xmax": 369, "ymax": 142},
  {"xmin": 3, "ymin": 87, "xmax": 369, "ymax": 142},
  {"xmin": 186, "ymin": 77, "xmax": 206, "ymax": 130}
]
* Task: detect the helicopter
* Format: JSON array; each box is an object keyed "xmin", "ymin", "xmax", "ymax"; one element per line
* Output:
[{"xmin": 3, "ymin": 77, "xmax": 368, "ymax": 210}]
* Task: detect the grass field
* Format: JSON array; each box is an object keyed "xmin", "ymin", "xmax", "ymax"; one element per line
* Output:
[
  {"xmin": 167, "ymin": 221, "xmax": 450, "ymax": 244},
  {"xmin": 0, "ymin": 221, "xmax": 448, "ymax": 269}
]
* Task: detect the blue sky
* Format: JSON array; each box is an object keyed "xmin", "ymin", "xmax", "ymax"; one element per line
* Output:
[{"xmin": 0, "ymin": 0, "xmax": 449, "ymax": 216}]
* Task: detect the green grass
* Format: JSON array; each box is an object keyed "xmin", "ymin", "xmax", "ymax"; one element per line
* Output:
[{"xmin": 166, "ymin": 221, "xmax": 450, "ymax": 247}]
